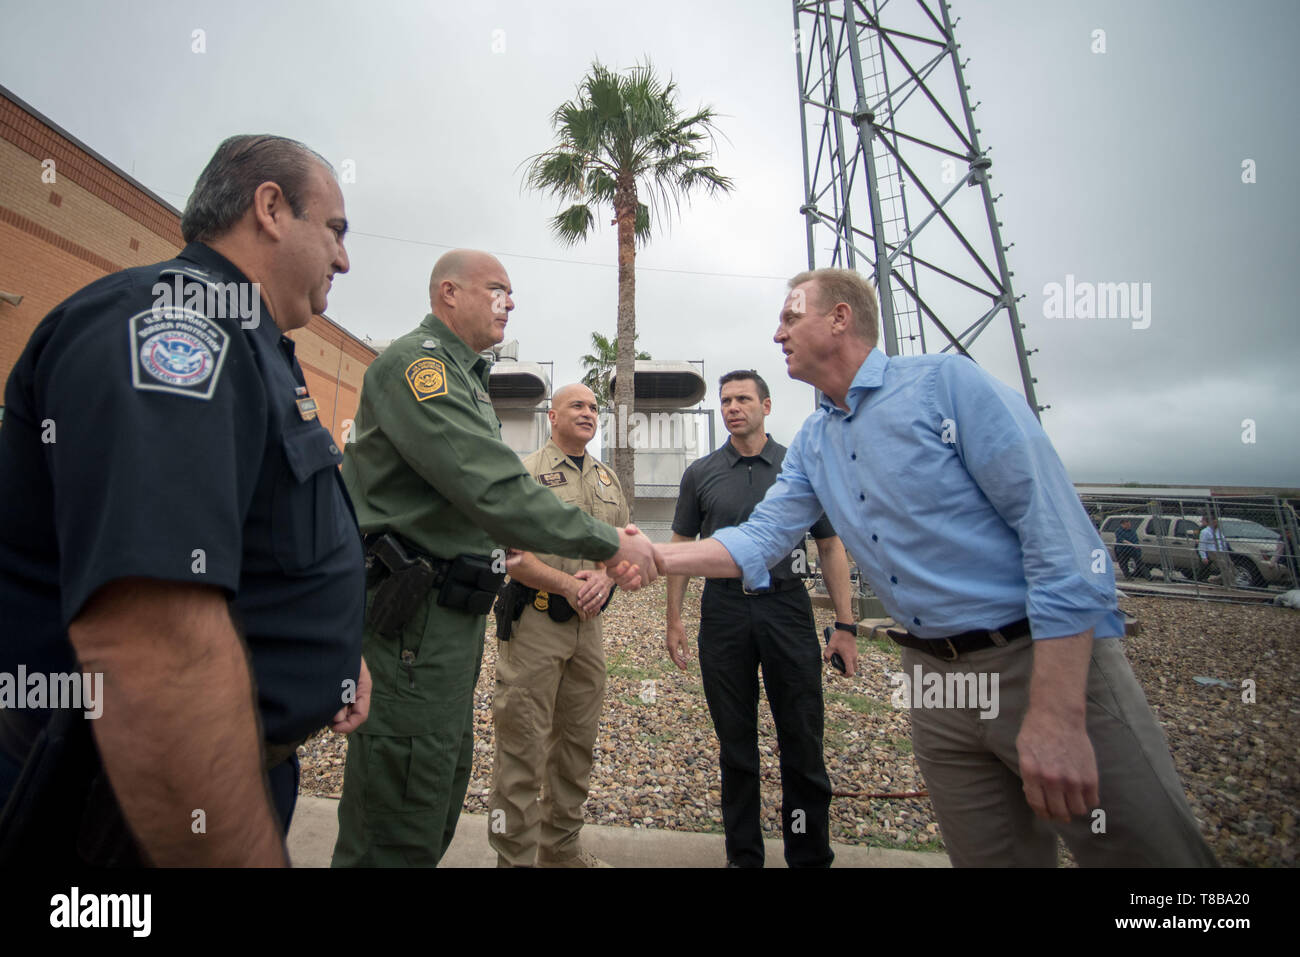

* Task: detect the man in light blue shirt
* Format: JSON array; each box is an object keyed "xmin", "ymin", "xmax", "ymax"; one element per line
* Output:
[{"xmin": 639, "ymin": 268, "xmax": 1214, "ymax": 866}]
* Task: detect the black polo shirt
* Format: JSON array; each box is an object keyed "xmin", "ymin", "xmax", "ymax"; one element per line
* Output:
[
  {"xmin": 0, "ymin": 242, "xmax": 364, "ymax": 745},
  {"xmin": 672, "ymin": 434, "xmax": 834, "ymax": 585}
]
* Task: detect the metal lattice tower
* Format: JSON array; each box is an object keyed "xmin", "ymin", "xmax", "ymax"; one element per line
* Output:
[{"xmin": 793, "ymin": 0, "xmax": 1043, "ymax": 415}]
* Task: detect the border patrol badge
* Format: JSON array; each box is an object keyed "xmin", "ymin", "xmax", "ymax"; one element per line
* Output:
[
  {"xmin": 597, "ymin": 467, "xmax": 613, "ymax": 486},
  {"xmin": 405, "ymin": 357, "xmax": 447, "ymax": 401},
  {"xmin": 129, "ymin": 306, "xmax": 229, "ymax": 400},
  {"xmin": 534, "ymin": 590, "xmax": 550, "ymax": 612}
]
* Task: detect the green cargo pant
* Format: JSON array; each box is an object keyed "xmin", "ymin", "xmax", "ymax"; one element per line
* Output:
[{"xmin": 332, "ymin": 584, "xmax": 485, "ymax": 867}]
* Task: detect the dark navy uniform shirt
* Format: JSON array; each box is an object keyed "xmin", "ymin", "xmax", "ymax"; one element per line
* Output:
[
  {"xmin": 0, "ymin": 242, "xmax": 364, "ymax": 745},
  {"xmin": 672, "ymin": 434, "xmax": 834, "ymax": 586}
]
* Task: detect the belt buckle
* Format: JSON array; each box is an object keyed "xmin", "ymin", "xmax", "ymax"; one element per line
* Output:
[
  {"xmin": 742, "ymin": 584, "xmax": 770, "ymax": 596},
  {"xmin": 937, "ymin": 638, "xmax": 959, "ymax": 662}
]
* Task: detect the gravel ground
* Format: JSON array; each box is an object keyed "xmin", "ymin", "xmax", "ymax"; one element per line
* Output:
[{"xmin": 299, "ymin": 584, "xmax": 1299, "ymax": 866}]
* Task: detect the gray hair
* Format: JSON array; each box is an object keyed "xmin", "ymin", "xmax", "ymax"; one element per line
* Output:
[{"xmin": 181, "ymin": 134, "xmax": 334, "ymax": 243}]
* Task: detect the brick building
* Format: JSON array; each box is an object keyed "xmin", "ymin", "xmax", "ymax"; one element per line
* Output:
[{"xmin": 0, "ymin": 85, "xmax": 375, "ymax": 445}]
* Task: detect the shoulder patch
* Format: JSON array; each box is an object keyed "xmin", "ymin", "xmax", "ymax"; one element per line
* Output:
[
  {"xmin": 405, "ymin": 357, "xmax": 448, "ymax": 401},
  {"xmin": 129, "ymin": 306, "xmax": 230, "ymax": 400},
  {"xmin": 538, "ymin": 471, "xmax": 568, "ymax": 487}
]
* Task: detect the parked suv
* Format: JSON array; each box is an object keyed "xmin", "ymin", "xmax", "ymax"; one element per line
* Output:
[{"xmin": 1097, "ymin": 513, "xmax": 1286, "ymax": 588}]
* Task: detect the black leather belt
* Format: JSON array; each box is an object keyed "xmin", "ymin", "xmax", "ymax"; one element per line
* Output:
[
  {"xmin": 710, "ymin": 577, "xmax": 806, "ymax": 596},
  {"xmin": 888, "ymin": 617, "xmax": 1031, "ymax": 662}
]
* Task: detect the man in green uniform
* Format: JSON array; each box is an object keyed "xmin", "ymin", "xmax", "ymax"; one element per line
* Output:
[
  {"xmin": 489, "ymin": 383, "xmax": 628, "ymax": 868},
  {"xmin": 331, "ymin": 250, "xmax": 657, "ymax": 867}
]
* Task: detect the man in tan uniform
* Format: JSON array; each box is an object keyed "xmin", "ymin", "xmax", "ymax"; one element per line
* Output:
[{"xmin": 488, "ymin": 383, "xmax": 628, "ymax": 867}]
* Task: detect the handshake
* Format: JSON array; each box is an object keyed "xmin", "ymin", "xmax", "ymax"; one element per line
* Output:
[
  {"xmin": 604, "ymin": 524, "xmax": 664, "ymax": 590},
  {"xmin": 505, "ymin": 525, "xmax": 664, "ymax": 591}
]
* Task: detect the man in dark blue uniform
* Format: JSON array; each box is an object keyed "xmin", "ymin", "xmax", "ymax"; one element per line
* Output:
[{"xmin": 0, "ymin": 134, "xmax": 369, "ymax": 866}]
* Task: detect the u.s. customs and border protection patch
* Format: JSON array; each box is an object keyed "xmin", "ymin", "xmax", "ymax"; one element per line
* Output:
[
  {"xmin": 129, "ymin": 306, "xmax": 229, "ymax": 400},
  {"xmin": 405, "ymin": 357, "xmax": 448, "ymax": 401}
]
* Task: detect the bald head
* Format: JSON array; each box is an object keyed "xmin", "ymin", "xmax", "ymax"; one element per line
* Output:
[
  {"xmin": 427, "ymin": 248, "xmax": 514, "ymax": 352},
  {"xmin": 429, "ymin": 249, "xmax": 504, "ymax": 301},
  {"xmin": 549, "ymin": 382, "xmax": 600, "ymax": 455}
]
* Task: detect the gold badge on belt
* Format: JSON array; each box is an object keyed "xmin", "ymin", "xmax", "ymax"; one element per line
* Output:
[{"xmin": 533, "ymin": 590, "xmax": 550, "ymax": 611}]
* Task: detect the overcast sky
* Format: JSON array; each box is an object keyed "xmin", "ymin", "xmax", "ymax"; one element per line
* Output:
[{"xmin": 2, "ymin": 0, "xmax": 1296, "ymax": 486}]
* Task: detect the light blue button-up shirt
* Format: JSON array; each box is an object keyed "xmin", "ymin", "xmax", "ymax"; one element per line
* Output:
[{"xmin": 713, "ymin": 349, "xmax": 1124, "ymax": 640}]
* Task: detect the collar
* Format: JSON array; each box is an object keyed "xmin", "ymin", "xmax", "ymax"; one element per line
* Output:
[
  {"xmin": 818, "ymin": 347, "xmax": 887, "ymax": 416},
  {"xmin": 722, "ymin": 433, "xmax": 776, "ymax": 466},
  {"xmin": 176, "ymin": 242, "xmax": 286, "ymax": 350},
  {"xmin": 541, "ymin": 437, "xmax": 590, "ymax": 474},
  {"xmin": 420, "ymin": 313, "xmax": 490, "ymax": 384}
]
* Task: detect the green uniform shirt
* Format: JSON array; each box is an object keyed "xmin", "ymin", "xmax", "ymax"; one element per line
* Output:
[{"xmin": 341, "ymin": 313, "xmax": 619, "ymax": 561}]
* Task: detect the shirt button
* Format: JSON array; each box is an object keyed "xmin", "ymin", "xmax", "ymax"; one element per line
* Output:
[
  {"xmin": 858, "ymin": 493, "xmax": 865, "ymax": 501},
  {"xmin": 845, "ymin": 416, "xmax": 854, "ymax": 423},
  {"xmin": 890, "ymin": 575, "xmax": 898, "ymax": 584},
  {"xmin": 913, "ymin": 617, "xmax": 922, "ymax": 626},
  {"xmin": 329, "ymin": 444, "xmax": 339, "ymax": 455},
  {"xmin": 850, "ymin": 453, "xmax": 857, "ymax": 460},
  {"xmin": 871, "ymin": 534, "xmax": 878, "ymax": 542}
]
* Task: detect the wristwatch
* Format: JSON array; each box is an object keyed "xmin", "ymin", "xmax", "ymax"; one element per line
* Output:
[{"xmin": 833, "ymin": 621, "xmax": 858, "ymax": 635}]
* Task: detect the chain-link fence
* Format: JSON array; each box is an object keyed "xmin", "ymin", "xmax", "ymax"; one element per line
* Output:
[{"xmin": 1085, "ymin": 493, "xmax": 1300, "ymax": 599}]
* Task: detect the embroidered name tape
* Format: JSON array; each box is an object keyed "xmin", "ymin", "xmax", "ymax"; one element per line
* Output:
[
  {"xmin": 128, "ymin": 306, "xmax": 230, "ymax": 400},
  {"xmin": 406, "ymin": 357, "xmax": 448, "ymax": 401},
  {"xmin": 538, "ymin": 471, "xmax": 567, "ymax": 487}
]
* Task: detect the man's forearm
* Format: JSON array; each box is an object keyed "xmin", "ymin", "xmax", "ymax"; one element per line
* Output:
[
  {"xmin": 1027, "ymin": 630, "xmax": 1094, "ymax": 719},
  {"xmin": 666, "ymin": 533, "xmax": 693, "ymax": 625},
  {"xmin": 69, "ymin": 580, "xmax": 286, "ymax": 867},
  {"xmin": 656, "ymin": 537, "xmax": 740, "ymax": 580},
  {"xmin": 504, "ymin": 550, "xmax": 575, "ymax": 597},
  {"xmin": 815, "ymin": 536, "xmax": 855, "ymax": 623}
]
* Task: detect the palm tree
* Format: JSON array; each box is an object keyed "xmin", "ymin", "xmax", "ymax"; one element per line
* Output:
[
  {"xmin": 525, "ymin": 60, "xmax": 733, "ymax": 514},
  {"xmin": 580, "ymin": 331, "xmax": 650, "ymax": 407}
]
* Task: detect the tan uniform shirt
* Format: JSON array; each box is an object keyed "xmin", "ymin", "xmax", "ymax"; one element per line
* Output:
[{"xmin": 521, "ymin": 439, "xmax": 629, "ymax": 578}]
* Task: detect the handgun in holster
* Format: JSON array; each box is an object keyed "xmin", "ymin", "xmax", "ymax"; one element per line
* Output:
[
  {"xmin": 366, "ymin": 532, "xmax": 438, "ymax": 636},
  {"xmin": 493, "ymin": 579, "xmax": 529, "ymax": 641}
]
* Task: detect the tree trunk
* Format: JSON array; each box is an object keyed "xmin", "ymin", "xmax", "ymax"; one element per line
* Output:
[{"xmin": 612, "ymin": 179, "xmax": 637, "ymax": 519}]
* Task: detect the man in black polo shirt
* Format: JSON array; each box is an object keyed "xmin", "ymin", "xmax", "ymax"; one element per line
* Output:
[
  {"xmin": 0, "ymin": 135, "xmax": 368, "ymax": 866},
  {"xmin": 666, "ymin": 370, "xmax": 858, "ymax": 867}
]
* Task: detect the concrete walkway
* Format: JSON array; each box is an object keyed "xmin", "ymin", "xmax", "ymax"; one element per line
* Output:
[{"xmin": 288, "ymin": 796, "xmax": 950, "ymax": 868}]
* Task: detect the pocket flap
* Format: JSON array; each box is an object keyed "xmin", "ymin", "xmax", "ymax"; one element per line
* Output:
[{"xmin": 282, "ymin": 426, "xmax": 343, "ymax": 483}]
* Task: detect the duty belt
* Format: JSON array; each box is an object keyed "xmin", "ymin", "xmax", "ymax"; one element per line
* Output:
[
  {"xmin": 887, "ymin": 617, "xmax": 1031, "ymax": 662},
  {"xmin": 520, "ymin": 584, "xmax": 615, "ymax": 622}
]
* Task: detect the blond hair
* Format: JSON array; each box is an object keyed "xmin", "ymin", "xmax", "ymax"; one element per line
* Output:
[{"xmin": 788, "ymin": 268, "xmax": 879, "ymax": 343}]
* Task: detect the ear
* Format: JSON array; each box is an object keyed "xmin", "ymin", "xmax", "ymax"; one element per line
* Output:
[
  {"xmin": 761, "ymin": 396, "xmax": 772, "ymax": 415},
  {"xmin": 435, "ymin": 279, "xmax": 457, "ymax": 310},
  {"xmin": 829, "ymin": 302, "xmax": 852, "ymax": 335},
  {"xmin": 251, "ymin": 181, "xmax": 289, "ymax": 239}
]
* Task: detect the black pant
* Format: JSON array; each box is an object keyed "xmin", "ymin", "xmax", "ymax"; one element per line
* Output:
[{"xmin": 697, "ymin": 582, "xmax": 833, "ymax": 867}]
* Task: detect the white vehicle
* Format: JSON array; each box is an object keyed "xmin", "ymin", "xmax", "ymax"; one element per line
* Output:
[{"xmin": 1097, "ymin": 513, "xmax": 1286, "ymax": 588}]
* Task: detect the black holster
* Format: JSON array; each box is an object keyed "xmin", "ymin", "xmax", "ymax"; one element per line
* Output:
[
  {"xmin": 493, "ymin": 580, "xmax": 529, "ymax": 641},
  {"xmin": 366, "ymin": 533, "xmax": 439, "ymax": 636}
]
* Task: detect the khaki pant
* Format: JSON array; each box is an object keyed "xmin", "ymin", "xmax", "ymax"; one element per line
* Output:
[
  {"xmin": 904, "ymin": 635, "xmax": 1216, "ymax": 867},
  {"xmin": 488, "ymin": 605, "xmax": 606, "ymax": 866}
]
